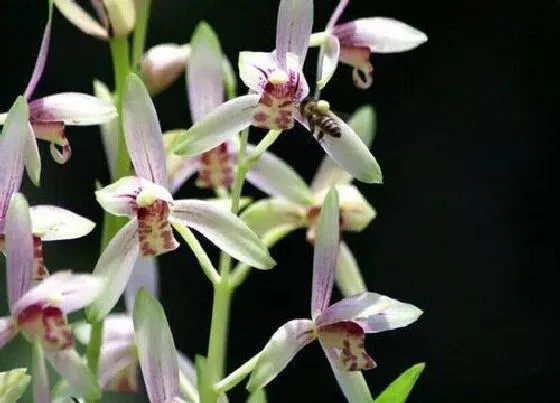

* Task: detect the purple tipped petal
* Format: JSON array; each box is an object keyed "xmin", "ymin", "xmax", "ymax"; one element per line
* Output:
[
  {"xmin": 326, "ymin": 0, "xmax": 350, "ymax": 30},
  {"xmin": 275, "ymin": 0, "xmax": 314, "ymax": 69},
  {"xmin": 46, "ymin": 349, "xmax": 101, "ymax": 399},
  {"xmin": 245, "ymin": 147, "xmax": 314, "ymax": 205},
  {"xmin": 124, "ymin": 257, "xmax": 159, "ymax": 313},
  {"xmin": 317, "ymin": 35, "xmax": 340, "ymax": 90},
  {"xmin": 170, "ymin": 200, "xmax": 275, "ymax": 269},
  {"xmin": 29, "ymin": 93, "xmax": 117, "ymax": 125},
  {"xmin": 188, "ymin": 22, "xmax": 224, "ymax": 122},
  {"xmin": 0, "ymin": 317, "xmax": 16, "ymax": 349},
  {"xmin": 0, "ymin": 97, "xmax": 28, "ymax": 229},
  {"xmin": 123, "ymin": 74, "xmax": 168, "ymax": 187},
  {"xmin": 247, "ymin": 319, "xmax": 315, "ymax": 391},
  {"xmin": 133, "ymin": 288, "xmax": 180, "ymax": 403},
  {"xmin": 172, "ymin": 95, "xmax": 259, "ymax": 157},
  {"xmin": 311, "ymin": 188, "xmax": 340, "ymax": 319},
  {"xmin": 24, "ymin": 20, "xmax": 51, "ymax": 100},
  {"xmin": 86, "ymin": 220, "xmax": 140, "ymax": 322},
  {"xmin": 5, "ymin": 193, "xmax": 33, "ymax": 310}
]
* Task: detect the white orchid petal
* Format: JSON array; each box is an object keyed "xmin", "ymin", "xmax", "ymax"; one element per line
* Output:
[
  {"xmin": 143, "ymin": 43, "xmax": 191, "ymax": 96},
  {"xmin": 172, "ymin": 95, "xmax": 259, "ymax": 157},
  {"xmin": 46, "ymin": 349, "xmax": 101, "ymax": 400},
  {"xmin": 124, "ymin": 257, "xmax": 159, "ymax": 313},
  {"xmin": 30, "ymin": 205, "xmax": 95, "ymax": 241},
  {"xmin": 247, "ymin": 319, "xmax": 315, "ymax": 391},
  {"xmin": 335, "ymin": 242, "xmax": 367, "ymax": 297},
  {"xmin": 53, "ymin": 0, "xmax": 108, "ymax": 39},
  {"xmin": 317, "ymin": 35, "xmax": 340, "ymax": 90},
  {"xmin": 0, "ymin": 317, "xmax": 16, "ymax": 349},
  {"xmin": 29, "ymin": 93, "xmax": 117, "ymax": 125},
  {"xmin": 238, "ymin": 52, "xmax": 280, "ymax": 92},
  {"xmin": 275, "ymin": 0, "xmax": 314, "ymax": 68},
  {"xmin": 24, "ymin": 123, "xmax": 42, "ymax": 186}
]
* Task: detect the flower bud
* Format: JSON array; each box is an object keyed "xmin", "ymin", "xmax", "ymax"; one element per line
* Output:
[
  {"xmin": 104, "ymin": 0, "xmax": 136, "ymax": 38},
  {"xmin": 142, "ymin": 44, "xmax": 191, "ymax": 96}
]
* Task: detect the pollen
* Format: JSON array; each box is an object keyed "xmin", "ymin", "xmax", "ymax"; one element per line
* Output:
[
  {"xmin": 316, "ymin": 100, "xmax": 331, "ymax": 113},
  {"xmin": 136, "ymin": 187, "xmax": 159, "ymax": 208},
  {"xmin": 268, "ymin": 70, "xmax": 289, "ymax": 84}
]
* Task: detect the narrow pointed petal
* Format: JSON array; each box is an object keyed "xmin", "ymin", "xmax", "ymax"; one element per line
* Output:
[
  {"xmin": 0, "ymin": 317, "xmax": 16, "ymax": 349},
  {"xmin": 240, "ymin": 198, "xmax": 307, "ymax": 238},
  {"xmin": 143, "ymin": 43, "xmax": 191, "ymax": 96},
  {"xmin": 334, "ymin": 18, "xmax": 428, "ymax": 53},
  {"xmin": 25, "ymin": 123, "xmax": 42, "ymax": 186},
  {"xmin": 335, "ymin": 242, "xmax": 367, "ymax": 297},
  {"xmin": 318, "ymin": 321, "xmax": 375, "ymax": 371},
  {"xmin": 56, "ymin": 275, "xmax": 105, "ymax": 314},
  {"xmin": 188, "ymin": 22, "xmax": 224, "ymax": 121},
  {"xmin": 46, "ymin": 349, "xmax": 101, "ymax": 399},
  {"xmin": 0, "ymin": 97, "xmax": 28, "ymax": 229},
  {"xmin": 275, "ymin": 0, "xmax": 313, "ymax": 69},
  {"xmin": 247, "ymin": 319, "xmax": 315, "ymax": 391},
  {"xmin": 316, "ymin": 292, "xmax": 423, "ymax": 333},
  {"xmin": 24, "ymin": 19, "xmax": 52, "ymax": 100},
  {"xmin": 134, "ymin": 288, "xmax": 180, "ymax": 403},
  {"xmin": 0, "ymin": 368, "xmax": 31, "ymax": 402},
  {"xmin": 322, "ymin": 348, "xmax": 374, "ymax": 403},
  {"xmin": 86, "ymin": 220, "xmax": 140, "ymax": 322},
  {"xmin": 171, "ymin": 200, "xmax": 275, "ymax": 269},
  {"xmin": 311, "ymin": 188, "xmax": 340, "ymax": 318},
  {"xmin": 93, "ymin": 80, "xmax": 118, "ymax": 177},
  {"xmin": 311, "ymin": 106, "xmax": 377, "ymax": 191},
  {"xmin": 245, "ymin": 147, "xmax": 314, "ymax": 205},
  {"xmin": 32, "ymin": 341, "xmax": 51, "ymax": 403},
  {"xmin": 53, "ymin": 0, "xmax": 108, "ymax": 39},
  {"xmin": 30, "ymin": 205, "xmax": 95, "ymax": 241},
  {"xmin": 123, "ymin": 74, "xmax": 168, "ymax": 187},
  {"xmin": 316, "ymin": 113, "xmax": 381, "ymax": 183},
  {"xmin": 317, "ymin": 35, "xmax": 340, "ymax": 90},
  {"xmin": 172, "ymin": 95, "xmax": 259, "ymax": 157},
  {"xmin": 5, "ymin": 193, "xmax": 33, "ymax": 310},
  {"xmin": 326, "ymin": 0, "xmax": 349, "ymax": 30},
  {"xmin": 124, "ymin": 257, "xmax": 159, "ymax": 313},
  {"xmin": 29, "ymin": 93, "xmax": 117, "ymax": 125},
  {"xmin": 238, "ymin": 52, "xmax": 281, "ymax": 93}
]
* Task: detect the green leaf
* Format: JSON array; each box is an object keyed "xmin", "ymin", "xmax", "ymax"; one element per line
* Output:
[
  {"xmin": 375, "ymin": 363, "xmax": 426, "ymax": 403},
  {"xmin": 246, "ymin": 388, "xmax": 267, "ymax": 403},
  {"xmin": 0, "ymin": 368, "xmax": 31, "ymax": 403}
]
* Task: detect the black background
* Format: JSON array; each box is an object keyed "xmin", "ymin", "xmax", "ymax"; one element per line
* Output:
[{"xmin": 1, "ymin": 0, "xmax": 559, "ymax": 402}]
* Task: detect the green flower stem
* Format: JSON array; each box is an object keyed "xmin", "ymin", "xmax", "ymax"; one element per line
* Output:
[
  {"xmin": 214, "ymin": 352, "xmax": 262, "ymax": 393},
  {"xmin": 203, "ymin": 129, "xmax": 280, "ymax": 402},
  {"xmin": 86, "ymin": 36, "xmax": 132, "ymax": 403},
  {"xmin": 173, "ymin": 223, "xmax": 220, "ymax": 285},
  {"xmin": 132, "ymin": 0, "xmax": 152, "ymax": 72}
]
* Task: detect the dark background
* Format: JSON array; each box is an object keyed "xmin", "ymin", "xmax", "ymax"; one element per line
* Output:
[{"xmin": 1, "ymin": 0, "xmax": 559, "ymax": 402}]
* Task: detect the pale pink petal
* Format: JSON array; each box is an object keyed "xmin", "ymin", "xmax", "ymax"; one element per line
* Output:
[
  {"xmin": 46, "ymin": 349, "xmax": 101, "ymax": 399},
  {"xmin": 317, "ymin": 292, "xmax": 423, "ymax": 333},
  {"xmin": 317, "ymin": 35, "xmax": 340, "ymax": 90},
  {"xmin": 124, "ymin": 257, "xmax": 159, "ymax": 312},
  {"xmin": 98, "ymin": 341, "xmax": 138, "ymax": 392},
  {"xmin": 30, "ymin": 205, "xmax": 95, "ymax": 241},
  {"xmin": 142, "ymin": 43, "xmax": 191, "ymax": 96},
  {"xmin": 133, "ymin": 289, "xmax": 180, "ymax": 403},
  {"xmin": 0, "ymin": 317, "xmax": 16, "ymax": 349},
  {"xmin": 188, "ymin": 22, "xmax": 224, "ymax": 122},
  {"xmin": 245, "ymin": 146, "xmax": 314, "ymax": 205},
  {"xmin": 326, "ymin": 0, "xmax": 349, "ymax": 30},
  {"xmin": 238, "ymin": 52, "xmax": 281, "ymax": 93},
  {"xmin": 247, "ymin": 319, "xmax": 315, "ymax": 391},
  {"xmin": 311, "ymin": 188, "xmax": 340, "ymax": 319},
  {"xmin": 57, "ymin": 275, "xmax": 105, "ymax": 314},
  {"xmin": 123, "ymin": 74, "xmax": 168, "ymax": 187},
  {"xmin": 29, "ymin": 93, "xmax": 117, "ymax": 125},
  {"xmin": 335, "ymin": 242, "xmax": 367, "ymax": 297},
  {"xmin": 333, "ymin": 17, "xmax": 427, "ymax": 53},
  {"xmin": 86, "ymin": 220, "xmax": 140, "ymax": 323},
  {"xmin": 24, "ymin": 123, "xmax": 41, "ymax": 186},
  {"xmin": 31, "ymin": 341, "xmax": 51, "ymax": 403},
  {"xmin": 73, "ymin": 314, "xmax": 134, "ymax": 346},
  {"xmin": 53, "ymin": 0, "xmax": 108, "ymax": 39},
  {"xmin": 24, "ymin": 20, "xmax": 51, "ymax": 100},
  {"xmin": 5, "ymin": 193, "xmax": 34, "ymax": 310},
  {"xmin": 170, "ymin": 200, "xmax": 275, "ymax": 270},
  {"xmin": 0, "ymin": 97, "xmax": 28, "ymax": 231},
  {"xmin": 172, "ymin": 95, "xmax": 259, "ymax": 157},
  {"xmin": 275, "ymin": 0, "xmax": 314, "ymax": 69}
]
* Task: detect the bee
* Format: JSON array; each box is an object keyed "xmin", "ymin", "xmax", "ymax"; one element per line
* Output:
[{"xmin": 300, "ymin": 97, "xmax": 342, "ymax": 140}]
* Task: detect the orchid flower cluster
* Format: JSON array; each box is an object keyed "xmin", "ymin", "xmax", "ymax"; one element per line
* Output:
[{"xmin": 0, "ymin": 0, "xmax": 428, "ymax": 402}]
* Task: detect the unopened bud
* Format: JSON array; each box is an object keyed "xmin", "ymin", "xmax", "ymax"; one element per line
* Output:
[
  {"xmin": 104, "ymin": 0, "xmax": 136, "ymax": 38},
  {"xmin": 142, "ymin": 44, "xmax": 191, "ymax": 96}
]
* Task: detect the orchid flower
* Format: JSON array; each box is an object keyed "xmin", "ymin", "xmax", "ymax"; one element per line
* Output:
[
  {"xmin": 53, "ymin": 0, "xmax": 136, "ymax": 40},
  {"xmin": 0, "ymin": 193, "xmax": 104, "ymax": 400},
  {"xmin": 0, "ymin": 9, "xmax": 117, "ymax": 184},
  {"xmin": 86, "ymin": 73, "xmax": 274, "ymax": 322},
  {"xmin": 246, "ymin": 189, "xmax": 422, "ymax": 402},
  {"xmin": 75, "ymin": 260, "xmax": 219, "ymax": 402},
  {"xmin": 240, "ymin": 106, "xmax": 379, "ymax": 296},
  {"xmin": 316, "ymin": 0, "xmax": 428, "ymax": 89}
]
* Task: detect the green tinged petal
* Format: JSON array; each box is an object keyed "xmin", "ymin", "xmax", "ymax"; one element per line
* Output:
[
  {"xmin": 0, "ymin": 369, "xmax": 31, "ymax": 403},
  {"xmin": 247, "ymin": 388, "xmax": 267, "ymax": 403},
  {"xmin": 375, "ymin": 363, "xmax": 425, "ymax": 403},
  {"xmin": 348, "ymin": 106, "xmax": 377, "ymax": 149}
]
